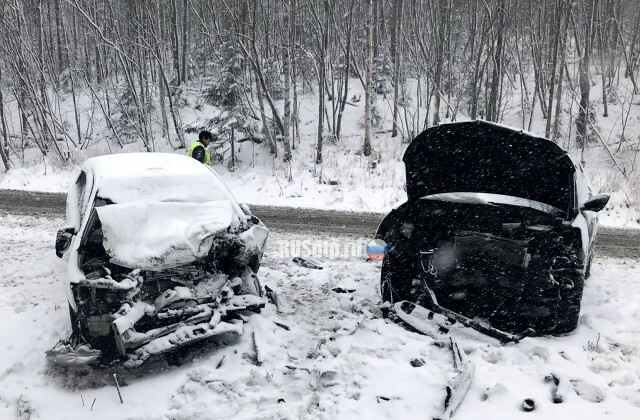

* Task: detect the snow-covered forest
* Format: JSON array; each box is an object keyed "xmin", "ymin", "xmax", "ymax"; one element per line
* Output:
[{"xmin": 0, "ymin": 0, "xmax": 639, "ymax": 220}]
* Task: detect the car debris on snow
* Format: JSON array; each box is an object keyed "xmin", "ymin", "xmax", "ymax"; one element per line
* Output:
[
  {"xmin": 292, "ymin": 256, "xmax": 324, "ymax": 269},
  {"xmin": 522, "ymin": 398, "xmax": 536, "ymax": 412},
  {"xmin": 264, "ymin": 285, "xmax": 295, "ymax": 314},
  {"xmin": 434, "ymin": 338, "xmax": 475, "ymax": 420}
]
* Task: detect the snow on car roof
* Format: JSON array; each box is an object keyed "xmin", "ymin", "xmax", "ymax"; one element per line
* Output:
[
  {"xmin": 82, "ymin": 153, "xmax": 237, "ymax": 205},
  {"xmin": 84, "ymin": 152, "xmax": 211, "ymax": 182}
]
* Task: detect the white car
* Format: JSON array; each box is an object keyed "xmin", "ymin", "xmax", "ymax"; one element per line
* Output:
[{"xmin": 50, "ymin": 153, "xmax": 268, "ymax": 367}]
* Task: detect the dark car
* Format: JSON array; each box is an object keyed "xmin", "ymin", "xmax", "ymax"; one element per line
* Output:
[{"xmin": 377, "ymin": 121, "xmax": 609, "ymax": 335}]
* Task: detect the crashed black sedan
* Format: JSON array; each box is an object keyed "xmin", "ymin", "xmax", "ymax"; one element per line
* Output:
[
  {"xmin": 49, "ymin": 153, "xmax": 268, "ymax": 367},
  {"xmin": 377, "ymin": 120, "xmax": 609, "ymax": 335}
]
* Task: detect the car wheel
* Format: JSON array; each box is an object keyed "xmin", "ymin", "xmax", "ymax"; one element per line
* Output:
[
  {"xmin": 380, "ymin": 256, "xmax": 412, "ymax": 304},
  {"xmin": 551, "ymin": 253, "xmax": 586, "ymax": 334}
]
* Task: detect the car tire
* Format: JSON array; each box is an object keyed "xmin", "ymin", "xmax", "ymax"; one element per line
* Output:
[
  {"xmin": 551, "ymin": 252, "xmax": 586, "ymax": 334},
  {"xmin": 380, "ymin": 255, "xmax": 413, "ymax": 304}
]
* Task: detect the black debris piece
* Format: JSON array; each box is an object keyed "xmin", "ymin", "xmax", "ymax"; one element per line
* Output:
[
  {"xmin": 522, "ymin": 398, "xmax": 536, "ymax": 412},
  {"xmin": 410, "ymin": 358, "xmax": 425, "ymax": 368},
  {"xmin": 332, "ymin": 287, "xmax": 356, "ymax": 294},
  {"xmin": 292, "ymin": 257, "xmax": 323, "ymax": 270}
]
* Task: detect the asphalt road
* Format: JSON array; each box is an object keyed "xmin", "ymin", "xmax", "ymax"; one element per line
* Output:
[{"xmin": 1, "ymin": 189, "xmax": 638, "ymax": 259}]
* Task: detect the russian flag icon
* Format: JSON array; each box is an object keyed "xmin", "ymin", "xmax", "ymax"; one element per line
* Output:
[{"xmin": 367, "ymin": 239, "xmax": 388, "ymax": 261}]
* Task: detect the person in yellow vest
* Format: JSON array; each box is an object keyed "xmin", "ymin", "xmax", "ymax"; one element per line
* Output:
[{"xmin": 189, "ymin": 130, "xmax": 213, "ymax": 164}]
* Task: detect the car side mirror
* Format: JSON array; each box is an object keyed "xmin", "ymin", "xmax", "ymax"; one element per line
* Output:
[
  {"xmin": 239, "ymin": 203, "xmax": 252, "ymax": 216},
  {"xmin": 55, "ymin": 227, "xmax": 76, "ymax": 258},
  {"xmin": 580, "ymin": 194, "xmax": 610, "ymax": 213}
]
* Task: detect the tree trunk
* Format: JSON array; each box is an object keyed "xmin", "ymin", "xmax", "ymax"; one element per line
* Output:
[
  {"xmin": 391, "ymin": 0, "xmax": 404, "ymax": 137},
  {"xmin": 546, "ymin": 1, "xmax": 564, "ymax": 137},
  {"xmin": 336, "ymin": 0, "xmax": 354, "ymax": 141},
  {"xmin": 181, "ymin": 0, "xmax": 188, "ymax": 83},
  {"xmin": 316, "ymin": 0, "xmax": 329, "ymax": 165},
  {"xmin": 363, "ymin": 0, "xmax": 373, "ymax": 157},
  {"xmin": 487, "ymin": 0, "xmax": 506, "ymax": 122},
  {"xmin": 170, "ymin": 0, "xmax": 181, "ymax": 82},
  {"xmin": 282, "ymin": 0, "xmax": 292, "ymax": 162},
  {"xmin": 0, "ymin": 67, "xmax": 10, "ymax": 172},
  {"xmin": 553, "ymin": 5, "xmax": 571, "ymax": 141},
  {"xmin": 432, "ymin": 0, "xmax": 448, "ymax": 126},
  {"xmin": 577, "ymin": 0, "xmax": 598, "ymax": 147}
]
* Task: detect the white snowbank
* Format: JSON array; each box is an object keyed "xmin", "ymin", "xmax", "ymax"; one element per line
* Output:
[{"xmin": 97, "ymin": 200, "xmax": 234, "ymax": 269}]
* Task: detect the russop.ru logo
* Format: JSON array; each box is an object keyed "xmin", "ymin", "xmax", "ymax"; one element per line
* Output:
[{"xmin": 267, "ymin": 239, "xmax": 371, "ymax": 260}]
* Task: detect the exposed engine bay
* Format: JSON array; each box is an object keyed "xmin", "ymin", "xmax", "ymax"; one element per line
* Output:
[
  {"xmin": 380, "ymin": 198, "xmax": 584, "ymax": 334},
  {"xmin": 49, "ymin": 199, "xmax": 268, "ymax": 368}
]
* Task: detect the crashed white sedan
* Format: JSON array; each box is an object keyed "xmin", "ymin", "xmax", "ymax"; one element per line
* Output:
[{"xmin": 49, "ymin": 153, "xmax": 268, "ymax": 367}]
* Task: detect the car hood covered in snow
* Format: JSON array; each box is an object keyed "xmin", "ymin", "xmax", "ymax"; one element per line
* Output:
[
  {"xmin": 403, "ymin": 120, "xmax": 576, "ymax": 212},
  {"xmin": 96, "ymin": 200, "xmax": 237, "ymax": 270}
]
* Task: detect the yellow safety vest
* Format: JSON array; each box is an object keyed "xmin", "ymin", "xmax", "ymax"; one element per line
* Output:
[{"xmin": 188, "ymin": 141, "xmax": 211, "ymax": 165}]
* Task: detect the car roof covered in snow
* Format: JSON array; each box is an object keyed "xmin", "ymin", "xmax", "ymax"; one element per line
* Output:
[{"xmin": 81, "ymin": 153, "xmax": 240, "ymax": 207}]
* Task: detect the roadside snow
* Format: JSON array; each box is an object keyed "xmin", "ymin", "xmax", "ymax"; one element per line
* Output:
[{"xmin": 0, "ymin": 213, "xmax": 639, "ymax": 419}]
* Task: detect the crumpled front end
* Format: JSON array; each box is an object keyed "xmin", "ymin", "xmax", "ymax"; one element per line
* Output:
[
  {"xmin": 51, "ymin": 200, "xmax": 269, "ymax": 368},
  {"xmin": 379, "ymin": 198, "xmax": 586, "ymax": 335}
]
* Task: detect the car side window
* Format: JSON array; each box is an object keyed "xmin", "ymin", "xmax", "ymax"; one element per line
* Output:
[{"xmin": 76, "ymin": 171, "xmax": 88, "ymax": 220}]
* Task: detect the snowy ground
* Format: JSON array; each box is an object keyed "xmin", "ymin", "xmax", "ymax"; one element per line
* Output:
[{"xmin": 1, "ymin": 213, "xmax": 639, "ymax": 420}]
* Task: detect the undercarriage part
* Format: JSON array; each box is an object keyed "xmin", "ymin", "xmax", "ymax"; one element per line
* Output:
[
  {"xmin": 389, "ymin": 302, "xmax": 475, "ymax": 420},
  {"xmin": 292, "ymin": 257, "xmax": 323, "ymax": 270},
  {"xmin": 45, "ymin": 340, "xmax": 102, "ymax": 367},
  {"xmin": 124, "ymin": 319, "xmax": 243, "ymax": 368},
  {"xmin": 61, "ymin": 263, "xmax": 267, "ymax": 368},
  {"xmin": 434, "ymin": 338, "xmax": 475, "ymax": 420},
  {"xmin": 264, "ymin": 285, "xmax": 295, "ymax": 314},
  {"xmin": 391, "ymin": 301, "xmax": 525, "ymax": 345}
]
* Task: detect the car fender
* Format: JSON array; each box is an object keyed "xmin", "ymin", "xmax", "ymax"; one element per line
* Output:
[{"xmin": 570, "ymin": 212, "xmax": 590, "ymax": 262}]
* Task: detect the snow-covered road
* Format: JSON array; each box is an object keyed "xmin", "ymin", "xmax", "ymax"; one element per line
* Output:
[{"xmin": 1, "ymin": 213, "xmax": 639, "ymax": 420}]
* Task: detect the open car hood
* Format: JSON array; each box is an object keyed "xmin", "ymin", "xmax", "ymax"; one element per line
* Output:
[
  {"xmin": 403, "ymin": 121, "xmax": 576, "ymax": 211},
  {"xmin": 96, "ymin": 200, "xmax": 235, "ymax": 270},
  {"xmin": 421, "ymin": 192, "xmax": 563, "ymax": 216}
]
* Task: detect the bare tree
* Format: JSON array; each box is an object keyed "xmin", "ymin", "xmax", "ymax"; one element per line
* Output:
[
  {"xmin": 363, "ymin": 0, "xmax": 373, "ymax": 157},
  {"xmin": 391, "ymin": 0, "xmax": 404, "ymax": 137},
  {"xmin": 282, "ymin": 0, "xmax": 292, "ymax": 162}
]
